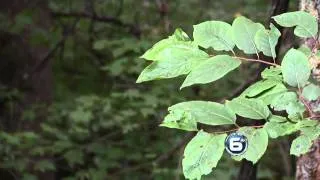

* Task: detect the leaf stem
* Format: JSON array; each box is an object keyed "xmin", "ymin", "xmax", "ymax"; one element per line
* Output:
[
  {"xmin": 213, "ymin": 125, "xmax": 264, "ymax": 134},
  {"xmin": 233, "ymin": 56, "xmax": 280, "ymax": 67},
  {"xmin": 297, "ymin": 91, "xmax": 314, "ymax": 117}
]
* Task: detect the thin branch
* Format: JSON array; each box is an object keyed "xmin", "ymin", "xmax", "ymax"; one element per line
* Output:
[
  {"xmin": 24, "ymin": 18, "xmax": 80, "ymax": 79},
  {"xmin": 234, "ymin": 56, "xmax": 280, "ymax": 67},
  {"xmin": 298, "ymin": 91, "xmax": 314, "ymax": 117},
  {"xmin": 213, "ymin": 125, "xmax": 264, "ymax": 134}
]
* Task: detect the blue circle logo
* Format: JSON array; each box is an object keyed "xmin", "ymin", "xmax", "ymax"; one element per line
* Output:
[{"xmin": 225, "ymin": 132, "xmax": 248, "ymax": 156}]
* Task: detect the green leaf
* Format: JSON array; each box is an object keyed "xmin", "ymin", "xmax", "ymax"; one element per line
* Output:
[
  {"xmin": 270, "ymin": 91, "xmax": 306, "ymax": 117},
  {"xmin": 261, "ymin": 66, "xmax": 282, "ymax": 81},
  {"xmin": 271, "ymin": 92, "xmax": 297, "ymax": 111},
  {"xmin": 300, "ymin": 124, "xmax": 320, "ymax": 139},
  {"xmin": 286, "ymin": 101, "xmax": 305, "ymax": 118},
  {"xmin": 34, "ymin": 160, "xmax": 55, "ymax": 172},
  {"xmin": 22, "ymin": 174, "xmax": 38, "ymax": 180},
  {"xmin": 193, "ymin": 21, "xmax": 235, "ymax": 51},
  {"xmin": 141, "ymin": 29, "xmax": 191, "ymax": 60},
  {"xmin": 281, "ymin": 48, "xmax": 311, "ymax": 87},
  {"xmin": 240, "ymin": 80, "xmax": 280, "ymax": 98},
  {"xmin": 232, "ymin": 127, "xmax": 268, "ymax": 164},
  {"xmin": 183, "ymin": 131, "xmax": 226, "ymax": 180},
  {"xmin": 181, "ymin": 55, "xmax": 241, "ymax": 88},
  {"xmin": 272, "ymin": 11, "xmax": 318, "ymax": 38},
  {"xmin": 268, "ymin": 115, "xmax": 287, "ymax": 123},
  {"xmin": 256, "ymin": 84, "xmax": 287, "ymax": 105},
  {"xmin": 302, "ymin": 83, "xmax": 320, "ymax": 101},
  {"xmin": 161, "ymin": 109, "xmax": 198, "ymax": 131},
  {"xmin": 63, "ymin": 149, "xmax": 84, "ymax": 167},
  {"xmin": 290, "ymin": 135, "xmax": 313, "ymax": 156},
  {"xmin": 173, "ymin": 28, "xmax": 191, "ymax": 41},
  {"xmin": 231, "ymin": 16, "xmax": 264, "ymax": 54},
  {"xmin": 166, "ymin": 101, "xmax": 236, "ymax": 126},
  {"xmin": 289, "ymin": 125, "xmax": 320, "ymax": 157},
  {"xmin": 264, "ymin": 121, "xmax": 303, "ymax": 138},
  {"xmin": 254, "ymin": 24, "xmax": 281, "ymax": 58},
  {"xmin": 93, "ymin": 40, "xmax": 108, "ymax": 50},
  {"xmin": 296, "ymin": 119, "xmax": 318, "ymax": 128},
  {"xmin": 298, "ymin": 45, "xmax": 312, "ymax": 57},
  {"xmin": 226, "ymin": 98, "xmax": 270, "ymax": 120},
  {"xmin": 137, "ymin": 43, "xmax": 208, "ymax": 83}
]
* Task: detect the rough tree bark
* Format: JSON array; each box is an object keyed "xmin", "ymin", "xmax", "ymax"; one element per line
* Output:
[
  {"xmin": 0, "ymin": 0, "xmax": 54, "ymax": 179},
  {"xmin": 296, "ymin": 1, "xmax": 320, "ymax": 180}
]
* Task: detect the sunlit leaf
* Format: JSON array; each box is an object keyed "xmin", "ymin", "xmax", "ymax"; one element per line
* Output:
[
  {"xmin": 193, "ymin": 21, "xmax": 235, "ymax": 51},
  {"xmin": 240, "ymin": 80, "xmax": 280, "ymax": 98},
  {"xmin": 181, "ymin": 55, "xmax": 240, "ymax": 88},
  {"xmin": 273, "ymin": 11, "xmax": 318, "ymax": 38},
  {"xmin": 183, "ymin": 131, "xmax": 226, "ymax": 180},
  {"xmin": 232, "ymin": 127, "xmax": 268, "ymax": 164},
  {"xmin": 137, "ymin": 43, "xmax": 208, "ymax": 83},
  {"xmin": 281, "ymin": 48, "xmax": 311, "ymax": 87},
  {"xmin": 231, "ymin": 16, "xmax": 264, "ymax": 54},
  {"xmin": 141, "ymin": 29, "xmax": 191, "ymax": 61},
  {"xmin": 161, "ymin": 109, "xmax": 198, "ymax": 131},
  {"xmin": 254, "ymin": 24, "xmax": 280, "ymax": 58},
  {"xmin": 166, "ymin": 101, "xmax": 236, "ymax": 126},
  {"xmin": 226, "ymin": 98, "xmax": 270, "ymax": 120}
]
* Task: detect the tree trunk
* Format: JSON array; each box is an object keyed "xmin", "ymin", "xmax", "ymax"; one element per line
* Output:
[
  {"xmin": 237, "ymin": 0, "xmax": 290, "ymax": 179},
  {"xmin": 296, "ymin": 0, "xmax": 320, "ymax": 180},
  {"xmin": 0, "ymin": 1, "xmax": 54, "ymax": 179}
]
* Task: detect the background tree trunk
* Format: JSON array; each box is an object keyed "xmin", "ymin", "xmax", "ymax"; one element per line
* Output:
[
  {"xmin": 296, "ymin": 0, "xmax": 320, "ymax": 180},
  {"xmin": 237, "ymin": 0, "xmax": 290, "ymax": 179}
]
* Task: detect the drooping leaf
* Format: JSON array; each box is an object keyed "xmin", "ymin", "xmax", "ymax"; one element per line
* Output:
[
  {"xmin": 136, "ymin": 44, "xmax": 209, "ymax": 83},
  {"xmin": 231, "ymin": 16, "xmax": 264, "ymax": 54},
  {"xmin": 240, "ymin": 80, "xmax": 280, "ymax": 98},
  {"xmin": 141, "ymin": 28, "xmax": 191, "ymax": 60},
  {"xmin": 226, "ymin": 98, "xmax": 270, "ymax": 120},
  {"xmin": 161, "ymin": 109, "xmax": 198, "ymax": 131},
  {"xmin": 254, "ymin": 24, "xmax": 281, "ymax": 58},
  {"xmin": 261, "ymin": 66, "xmax": 282, "ymax": 81},
  {"xmin": 272, "ymin": 11, "xmax": 318, "ymax": 38},
  {"xmin": 232, "ymin": 127, "xmax": 268, "ymax": 164},
  {"xmin": 302, "ymin": 83, "xmax": 320, "ymax": 101},
  {"xmin": 256, "ymin": 84, "xmax": 287, "ymax": 105},
  {"xmin": 166, "ymin": 101, "xmax": 236, "ymax": 126},
  {"xmin": 193, "ymin": 21, "xmax": 235, "ymax": 51},
  {"xmin": 183, "ymin": 131, "xmax": 226, "ymax": 180},
  {"xmin": 181, "ymin": 55, "xmax": 240, "ymax": 88},
  {"xmin": 281, "ymin": 48, "xmax": 311, "ymax": 87}
]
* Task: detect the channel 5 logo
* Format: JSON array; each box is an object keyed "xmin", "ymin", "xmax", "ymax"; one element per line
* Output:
[{"xmin": 225, "ymin": 132, "xmax": 248, "ymax": 156}]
